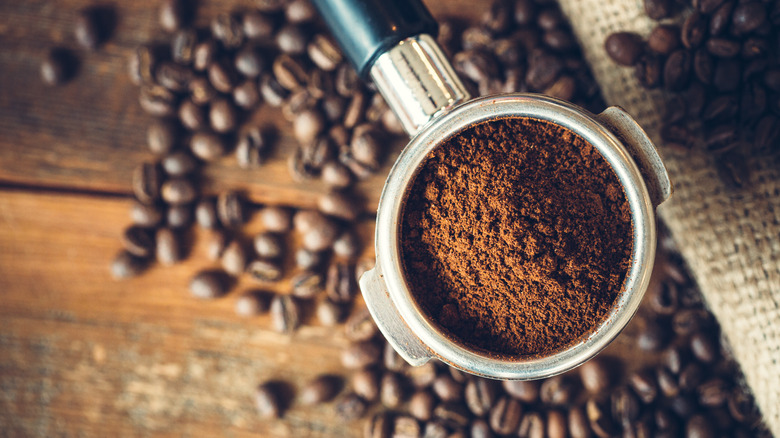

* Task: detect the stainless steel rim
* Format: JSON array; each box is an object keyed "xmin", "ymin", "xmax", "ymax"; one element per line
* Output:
[{"xmin": 374, "ymin": 94, "xmax": 657, "ymax": 380}]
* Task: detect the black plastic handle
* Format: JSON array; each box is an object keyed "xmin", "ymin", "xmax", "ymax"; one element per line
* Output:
[{"xmin": 310, "ymin": 0, "xmax": 438, "ymax": 78}]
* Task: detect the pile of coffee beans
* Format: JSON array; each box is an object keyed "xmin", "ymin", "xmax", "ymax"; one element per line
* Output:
[{"xmin": 604, "ymin": 0, "xmax": 780, "ymax": 187}]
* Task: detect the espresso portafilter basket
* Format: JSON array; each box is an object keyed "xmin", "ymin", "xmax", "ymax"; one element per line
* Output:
[{"xmin": 311, "ymin": 0, "xmax": 673, "ymax": 380}]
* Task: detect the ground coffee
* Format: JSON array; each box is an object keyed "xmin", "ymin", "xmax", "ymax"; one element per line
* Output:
[{"xmin": 401, "ymin": 117, "xmax": 633, "ymax": 357}]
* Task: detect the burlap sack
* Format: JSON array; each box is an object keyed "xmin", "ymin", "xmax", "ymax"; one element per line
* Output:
[{"xmin": 557, "ymin": 0, "xmax": 780, "ymax": 434}]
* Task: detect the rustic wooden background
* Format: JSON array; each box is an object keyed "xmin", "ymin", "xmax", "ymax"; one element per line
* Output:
[{"xmin": 0, "ymin": 1, "xmax": 728, "ymax": 437}]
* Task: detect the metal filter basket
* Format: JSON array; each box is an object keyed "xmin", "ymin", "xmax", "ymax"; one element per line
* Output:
[{"xmin": 312, "ymin": 0, "xmax": 672, "ymax": 379}]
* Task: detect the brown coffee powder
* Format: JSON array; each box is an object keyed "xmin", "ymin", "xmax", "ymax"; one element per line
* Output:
[{"xmin": 401, "ymin": 117, "xmax": 632, "ymax": 358}]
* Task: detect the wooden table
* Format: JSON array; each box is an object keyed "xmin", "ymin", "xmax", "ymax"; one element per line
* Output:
[{"xmin": 0, "ymin": 1, "xmax": 695, "ymax": 436}]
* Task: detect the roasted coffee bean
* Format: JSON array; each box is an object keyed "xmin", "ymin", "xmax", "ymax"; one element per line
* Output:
[
  {"xmin": 526, "ymin": 49, "xmax": 564, "ymax": 90},
  {"xmin": 547, "ymin": 410, "xmax": 567, "ymax": 438},
  {"xmin": 732, "ymin": 2, "xmax": 767, "ymax": 35},
  {"xmin": 335, "ymin": 64, "xmax": 360, "ymax": 97},
  {"xmin": 211, "ymin": 13, "xmax": 243, "ymax": 49},
  {"xmin": 712, "ymin": 58, "xmax": 741, "ymax": 92},
  {"xmin": 208, "ymin": 59, "xmax": 237, "ymax": 94},
  {"xmin": 258, "ymin": 206, "xmax": 292, "ymax": 233},
  {"xmin": 707, "ymin": 38, "xmax": 740, "ymax": 58},
  {"xmin": 663, "ymin": 50, "xmax": 692, "ymax": 92},
  {"xmin": 147, "ymin": 119, "xmax": 178, "ymax": 155},
  {"xmin": 649, "ymin": 280, "xmax": 678, "ymax": 315},
  {"xmin": 276, "ymin": 24, "xmax": 307, "ymax": 54},
  {"xmin": 461, "ymin": 26, "xmax": 493, "ymax": 50},
  {"xmin": 390, "ymin": 415, "xmax": 420, "ymax": 438},
  {"xmin": 216, "ymin": 191, "xmax": 246, "ymax": 227},
  {"xmin": 610, "ymin": 386, "xmax": 640, "ymax": 425},
  {"xmin": 432, "ymin": 375, "xmax": 462, "ymax": 402},
  {"xmin": 634, "ymin": 53, "xmax": 663, "ymax": 89},
  {"xmin": 454, "ymin": 49, "xmax": 499, "ymax": 84},
  {"xmin": 579, "ymin": 357, "xmax": 611, "ymax": 394},
  {"xmin": 178, "ymin": 99, "xmax": 206, "ymax": 131},
  {"xmin": 673, "ymin": 309, "xmax": 710, "ymax": 336},
  {"xmin": 139, "ymin": 85, "xmax": 177, "ymax": 117},
  {"xmin": 282, "ymin": 89, "xmax": 317, "ymax": 121},
  {"xmin": 247, "ymin": 259, "xmax": 283, "ymax": 282},
  {"xmin": 637, "ymin": 317, "xmax": 669, "ymax": 351},
  {"xmin": 316, "ymin": 297, "xmax": 346, "ymax": 326},
  {"xmin": 343, "ymin": 92, "xmax": 366, "ymax": 128},
  {"xmin": 382, "ymin": 344, "xmax": 403, "ymax": 373},
  {"xmin": 293, "ymin": 109, "xmax": 325, "ymax": 145},
  {"xmin": 234, "ymin": 46, "xmax": 265, "ymax": 78},
  {"xmin": 156, "ymin": 61, "xmax": 193, "ymax": 92},
  {"xmin": 255, "ymin": 382, "xmax": 282, "ymax": 418},
  {"xmin": 644, "ymin": 0, "xmax": 672, "ymax": 20},
  {"xmin": 234, "ymin": 126, "xmax": 267, "ymax": 167},
  {"xmin": 502, "ymin": 380, "xmax": 540, "ymax": 403},
  {"xmin": 317, "ymin": 191, "xmax": 361, "ymax": 221},
  {"xmin": 682, "ymin": 11, "xmax": 707, "ymax": 49},
  {"xmin": 195, "ymin": 198, "xmax": 219, "ymax": 229},
  {"xmin": 406, "ymin": 361, "xmax": 437, "ymax": 389},
  {"xmin": 336, "ymin": 393, "xmax": 367, "ymax": 420},
  {"xmin": 121, "ymin": 226, "xmax": 155, "ymax": 257},
  {"xmin": 755, "ymin": 114, "xmax": 780, "ymax": 151},
  {"xmin": 233, "ymin": 80, "xmax": 261, "ymax": 110},
  {"xmin": 326, "ymin": 262, "xmax": 357, "ymax": 302},
  {"xmin": 299, "ymin": 375, "xmax": 342, "ymax": 405},
  {"xmin": 302, "ymin": 220, "xmax": 340, "ymax": 252},
  {"xmin": 234, "ymin": 290, "xmax": 272, "ymax": 316},
  {"xmin": 697, "ymin": 378, "xmax": 728, "ymax": 407},
  {"xmin": 133, "ymin": 162, "xmax": 162, "ymax": 204},
  {"xmin": 353, "ymin": 369, "xmax": 380, "ymax": 402},
  {"xmin": 74, "ymin": 8, "xmax": 104, "ymax": 50},
  {"xmin": 679, "ymin": 362, "xmax": 704, "ymax": 391},
  {"xmin": 537, "ymin": 7, "xmax": 563, "ymax": 30},
  {"xmin": 628, "ymin": 369, "xmax": 658, "ymax": 404},
  {"xmin": 406, "ymin": 391, "xmax": 435, "ymax": 422},
  {"xmin": 380, "ymin": 372, "xmax": 405, "ymax": 408},
  {"xmin": 690, "ymin": 331, "xmax": 718, "ymax": 363},
  {"xmin": 253, "ymin": 232, "xmax": 283, "ymax": 259},
  {"xmin": 259, "ymin": 74, "xmax": 289, "ymax": 107},
  {"xmin": 515, "ymin": 411, "xmax": 543, "ymax": 438},
  {"xmin": 290, "ymin": 270, "xmax": 324, "ymax": 299},
  {"xmin": 161, "ymin": 178, "xmax": 196, "ymax": 205},
  {"xmin": 332, "ymin": 230, "xmax": 361, "ymax": 259},
  {"xmin": 345, "ymin": 307, "xmax": 379, "ymax": 342},
  {"xmin": 465, "ymin": 378, "xmax": 497, "ymax": 417},
  {"xmin": 220, "ymin": 240, "xmax": 247, "ymax": 276},
  {"xmin": 285, "ymin": 0, "xmax": 315, "ymax": 23},
  {"xmin": 321, "ymin": 161, "xmax": 353, "ymax": 189},
  {"xmin": 321, "ymin": 96, "xmax": 346, "ymax": 124},
  {"xmin": 604, "ymin": 32, "xmax": 643, "ymax": 66},
  {"xmin": 273, "ymin": 54, "xmax": 308, "ymax": 91},
  {"xmin": 350, "ymin": 128, "xmax": 381, "ymax": 169},
  {"xmin": 661, "ymin": 346, "xmax": 686, "ymax": 375},
  {"xmin": 156, "ymin": 228, "xmax": 181, "ymax": 266},
  {"xmin": 206, "ymin": 230, "xmax": 229, "ymax": 261},
  {"xmin": 130, "ymin": 201, "xmax": 163, "ymax": 228},
  {"xmin": 166, "ymin": 204, "xmax": 192, "ymax": 228},
  {"xmin": 171, "ymin": 29, "xmax": 197, "ymax": 65},
  {"xmin": 161, "ymin": 151, "xmax": 197, "ymax": 177},
  {"xmin": 129, "ymin": 44, "xmax": 157, "ymax": 86},
  {"xmin": 341, "ymin": 340, "xmax": 381, "ymax": 369},
  {"xmin": 728, "ymin": 388, "xmax": 754, "ymax": 423},
  {"xmin": 189, "ymin": 270, "xmax": 228, "ymax": 299},
  {"xmin": 586, "ymin": 398, "xmax": 618, "ymax": 438},
  {"xmin": 294, "ymin": 249, "xmax": 321, "ymax": 271},
  {"xmin": 189, "ymin": 77, "xmax": 217, "ymax": 106},
  {"xmin": 656, "ymin": 366, "xmax": 680, "ymax": 398},
  {"xmin": 685, "ymin": 414, "xmax": 713, "ymax": 438},
  {"xmin": 364, "ymin": 411, "xmax": 391, "ymax": 438},
  {"xmin": 434, "ymin": 403, "xmax": 470, "ymax": 429},
  {"xmin": 209, "ymin": 98, "xmax": 237, "ymax": 133},
  {"xmin": 308, "ymin": 34, "xmax": 343, "ymax": 71},
  {"xmin": 110, "ymin": 250, "xmax": 148, "ymax": 279},
  {"xmin": 243, "ymin": 11, "xmax": 275, "ymax": 40},
  {"xmin": 514, "ymin": 0, "xmax": 535, "ymax": 25},
  {"xmin": 540, "ymin": 375, "xmax": 576, "ymax": 406},
  {"xmin": 567, "ymin": 407, "xmax": 589, "ymax": 438},
  {"xmin": 270, "ymin": 294, "xmax": 300, "ymax": 333},
  {"xmin": 647, "ymin": 25, "xmax": 680, "ymax": 55},
  {"xmin": 193, "ymin": 40, "xmax": 217, "ymax": 72},
  {"xmin": 159, "ymin": 0, "xmax": 189, "ymax": 32},
  {"xmin": 489, "ymin": 396, "xmax": 523, "ymax": 435}
]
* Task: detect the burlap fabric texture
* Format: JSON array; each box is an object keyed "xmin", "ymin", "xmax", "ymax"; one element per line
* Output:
[{"xmin": 557, "ymin": 0, "xmax": 780, "ymax": 434}]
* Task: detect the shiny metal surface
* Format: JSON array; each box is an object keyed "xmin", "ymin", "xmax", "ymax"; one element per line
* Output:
[
  {"xmin": 361, "ymin": 94, "xmax": 671, "ymax": 380},
  {"xmin": 370, "ymin": 34, "xmax": 471, "ymax": 136}
]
